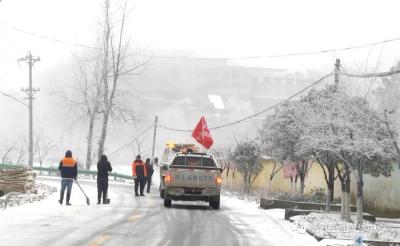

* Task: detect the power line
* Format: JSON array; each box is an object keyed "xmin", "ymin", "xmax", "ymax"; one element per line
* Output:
[
  {"xmin": 158, "ymin": 66, "xmax": 400, "ymax": 133},
  {"xmin": 158, "ymin": 72, "xmax": 334, "ymax": 132},
  {"xmin": 0, "ymin": 25, "xmax": 22, "ymax": 56},
  {"xmin": 0, "ymin": 22, "xmax": 98, "ymax": 50},
  {"xmin": 228, "ymin": 37, "xmax": 400, "ymax": 59},
  {"xmin": 0, "ymin": 88, "xmax": 28, "ymax": 107},
  {"xmin": 2, "ymin": 21, "xmax": 400, "ymax": 60},
  {"xmin": 108, "ymin": 123, "xmax": 154, "ymax": 157}
]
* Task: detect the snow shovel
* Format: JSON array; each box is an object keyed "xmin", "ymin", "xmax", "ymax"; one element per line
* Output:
[{"xmin": 74, "ymin": 179, "xmax": 90, "ymax": 206}]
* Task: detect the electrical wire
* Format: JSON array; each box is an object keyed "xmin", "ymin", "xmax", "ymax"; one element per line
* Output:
[
  {"xmin": 0, "ymin": 87, "xmax": 28, "ymax": 107},
  {"xmin": 2, "ymin": 21, "xmax": 400, "ymax": 60},
  {"xmin": 158, "ymin": 72, "xmax": 334, "ymax": 132},
  {"xmin": 158, "ymin": 66, "xmax": 400, "ymax": 133},
  {"xmin": 0, "ymin": 22, "xmax": 98, "ymax": 50},
  {"xmin": 108, "ymin": 123, "xmax": 154, "ymax": 157}
]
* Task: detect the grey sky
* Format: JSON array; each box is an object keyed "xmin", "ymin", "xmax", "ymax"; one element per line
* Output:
[{"xmin": 1, "ymin": 0, "xmax": 400, "ymax": 168}]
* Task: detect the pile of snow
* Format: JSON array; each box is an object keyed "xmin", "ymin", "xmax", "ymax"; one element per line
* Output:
[
  {"xmin": 291, "ymin": 212, "xmax": 400, "ymax": 243},
  {"xmin": 0, "ymin": 183, "xmax": 57, "ymax": 209}
]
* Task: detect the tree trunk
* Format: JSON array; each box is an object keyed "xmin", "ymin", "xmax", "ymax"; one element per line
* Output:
[
  {"xmin": 244, "ymin": 177, "xmax": 249, "ymax": 194},
  {"xmin": 345, "ymin": 166, "xmax": 352, "ymax": 223},
  {"xmin": 326, "ymin": 187, "xmax": 332, "ymax": 212},
  {"xmin": 330, "ymin": 166, "xmax": 335, "ymax": 202},
  {"xmin": 346, "ymin": 191, "xmax": 352, "ymax": 223},
  {"xmin": 356, "ymin": 195, "xmax": 363, "ymax": 227},
  {"xmin": 290, "ymin": 176, "xmax": 295, "ymax": 193},
  {"xmin": 98, "ymin": 109, "xmax": 111, "ymax": 161},
  {"xmin": 300, "ymin": 176, "xmax": 305, "ymax": 194},
  {"xmin": 341, "ymin": 189, "xmax": 346, "ymax": 219},
  {"xmin": 267, "ymin": 176, "xmax": 273, "ymax": 192},
  {"xmin": 356, "ymin": 162, "xmax": 364, "ymax": 226},
  {"xmin": 336, "ymin": 163, "xmax": 346, "ymax": 220},
  {"xmin": 85, "ymin": 112, "xmax": 96, "ymax": 170},
  {"xmin": 326, "ymin": 164, "xmax": 334, "ymax": 212},
  {"xmin": 297, "ymin": 160, "xmax": 307, "ymax": 194}
]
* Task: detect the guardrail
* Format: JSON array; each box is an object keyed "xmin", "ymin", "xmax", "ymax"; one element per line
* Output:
[{"xmin": 0, "ymin": 163, "xmax": 133, "ymax": 180}]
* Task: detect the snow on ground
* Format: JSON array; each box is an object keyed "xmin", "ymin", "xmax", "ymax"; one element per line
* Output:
[
  {"xmin": 5, "ymin": 177, "xmax": 398, "ymax": 246},
  {"xmin": 291, "ymin": 212, "xmax": 400, "ymax": 244},
  {"xmin": 222, "ymin": 193, "xmax": 322, "ymax": 246},
  {"xmin": 0, "ymin": 183, "xmax": 57, "ymax": 209}
]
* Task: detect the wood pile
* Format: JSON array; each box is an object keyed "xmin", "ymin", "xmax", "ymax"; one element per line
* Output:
[{"xmin": 0, "ymin": 168, "xmax": 37, "ymax": 195}]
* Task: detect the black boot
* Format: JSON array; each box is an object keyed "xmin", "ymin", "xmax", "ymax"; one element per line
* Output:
[
  {"xmin": 97, "ymin": 192, "xmax": 102, "ymax": 205},
  {"xmin": 103, "ymin": 192, "xmax": 109, "ymax": 204},
  {"xmin": 66, "ymin": 193, "xmax": 72, "ymax": 206},
  {"xmin": 59, "ymin": 191, "xmax": 64, "ymax": 204}
]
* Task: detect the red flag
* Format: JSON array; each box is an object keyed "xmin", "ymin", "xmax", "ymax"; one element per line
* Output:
[{"xmin": 192, "ymin": 116, "xmax": 214, "ymax": 149}]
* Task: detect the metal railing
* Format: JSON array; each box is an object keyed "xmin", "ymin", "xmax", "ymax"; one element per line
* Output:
[{"xmin": 0, "ymin": 163, "xmax": 133, "ymax": 180}]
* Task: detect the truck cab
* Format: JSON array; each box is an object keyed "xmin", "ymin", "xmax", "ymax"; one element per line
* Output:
[
  {"xmin": 159, "ymin": 143, "xmax": 199, "ymax": 198},
  {"xmin": 160, "ymin": 151, "xmax": 222, "ymax": 209}
]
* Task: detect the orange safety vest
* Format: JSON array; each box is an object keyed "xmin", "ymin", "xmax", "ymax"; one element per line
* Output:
[{"xmin": 132, "ymin": 160, "xmax": 147, "ymax": 178}]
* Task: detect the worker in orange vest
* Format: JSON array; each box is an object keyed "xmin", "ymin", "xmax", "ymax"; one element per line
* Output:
[
  {"xmin": 58, "ymin": 150, "xmax": 78, "ymax": 205},
  {"xmin": 132, "ymin": 155, "xmax": 147, "ymax": 196}
]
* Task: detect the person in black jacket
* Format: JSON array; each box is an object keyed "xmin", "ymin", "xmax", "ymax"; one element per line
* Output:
[
  {"xmin": 97, "ymin": 154, "xmax": 112, "ymax": 204},
  {"xmin": 145, "ymin": 158, "xmax": 154, "ymax": 193},
  {"xmin": 58, "ymin": 150, "xmax": 78, "ymax": 206}
]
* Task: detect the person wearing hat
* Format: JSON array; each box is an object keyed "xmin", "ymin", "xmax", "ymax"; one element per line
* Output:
[
  {"xmin": 58, "ymin": 150, "xmax": 78, "ymax": 205},
  {"xmin": 97, "ymin": 154, "xmax": 113, "ymax": 204},
  {"xmin": 132, "ymin": 155, "xmax": 147, "ymax": 196}
]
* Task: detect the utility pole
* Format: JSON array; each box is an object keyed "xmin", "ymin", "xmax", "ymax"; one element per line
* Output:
[
  {"xmin": 151, "ymin": 116, "xmax": 158, "ymax": 163},
  {"xmin": 334, "ymin": 58, "xmax": 341, "ymax": 87},
  {"xmin": 19, "ymin": 51, "xmax": 40, "ymax": 168}
]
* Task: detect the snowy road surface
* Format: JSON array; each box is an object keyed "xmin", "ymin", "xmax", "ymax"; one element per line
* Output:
[{"xmin": 0, "ymin": 177, "xmax": 319, "ymax": 246}]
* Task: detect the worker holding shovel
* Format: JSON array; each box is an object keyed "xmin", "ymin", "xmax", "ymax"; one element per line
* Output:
[{"xmin": 58, "ymin": 150, "xmax": 77, "ymax": 206}]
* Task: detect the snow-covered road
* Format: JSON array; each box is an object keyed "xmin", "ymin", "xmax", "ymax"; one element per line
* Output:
[{"xmin": 0, "ymin": 177, "xmax": 319, "ymax": 246}]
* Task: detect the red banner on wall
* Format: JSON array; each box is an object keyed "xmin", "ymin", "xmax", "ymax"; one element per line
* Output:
[{"xmin": 283, "ymin": 163, "xmax": 299, "ymax": 179}]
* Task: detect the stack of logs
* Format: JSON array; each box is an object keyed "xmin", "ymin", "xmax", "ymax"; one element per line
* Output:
[{"xmin": 0, "ymin": 168, "xmax": 37, "ymax": 195}]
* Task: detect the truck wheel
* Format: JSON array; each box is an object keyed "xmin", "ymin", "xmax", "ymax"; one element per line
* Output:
[
  {"xmin": 210, "ymin": 196, "xmax": 220, "ymax": 209},
  {"xmin": 164, "ymin": 198, "xmax": 171, "ymax": 207},
  {"xmin": 160, "ymin": 189, "xmax": 165, "ymax": 199}
]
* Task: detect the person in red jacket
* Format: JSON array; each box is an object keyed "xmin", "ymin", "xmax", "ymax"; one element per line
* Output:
[{"xmin": 132, "ymin": 155, "xmax": 147, "ymax": 196}]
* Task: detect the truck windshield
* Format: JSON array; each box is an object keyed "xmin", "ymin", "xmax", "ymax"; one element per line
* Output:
[{"xmin": 172, "ymin": 156, "xmax": 216, "ymax": 167}]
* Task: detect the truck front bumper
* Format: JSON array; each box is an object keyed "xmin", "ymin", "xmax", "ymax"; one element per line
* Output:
[{"xmin": 165, "ymin": 187, "xmax": 220, "ymax": 201}]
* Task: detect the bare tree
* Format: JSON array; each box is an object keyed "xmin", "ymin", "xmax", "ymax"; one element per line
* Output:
[
  {"xmin": 213, "ymin": 147, "xmax": 233, "ymax": 177},
  {"xmin": 1, "ymin": 146, "xmax": 14, "ymax": 164},
  {"xmin": 267, "ymin": 161, "xmax": 282, "ymax": 191},
  {"xmin": 96, "ymin": 0, "xmax": 148, "ymax": 161},
  {"xmin": 55, "ymin": 0, "xmax": 148, "ymax": 169},
  {"xmin": 15, "ymin": 139, "xmax": 27, "ymax": 165},
  {"xmin": 34, "ymin": 131, "xmax": 56, "ymax": 168},
  {"xmin": 53, "ymin": 54, "xmax": 103, "ymax": 170}
]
